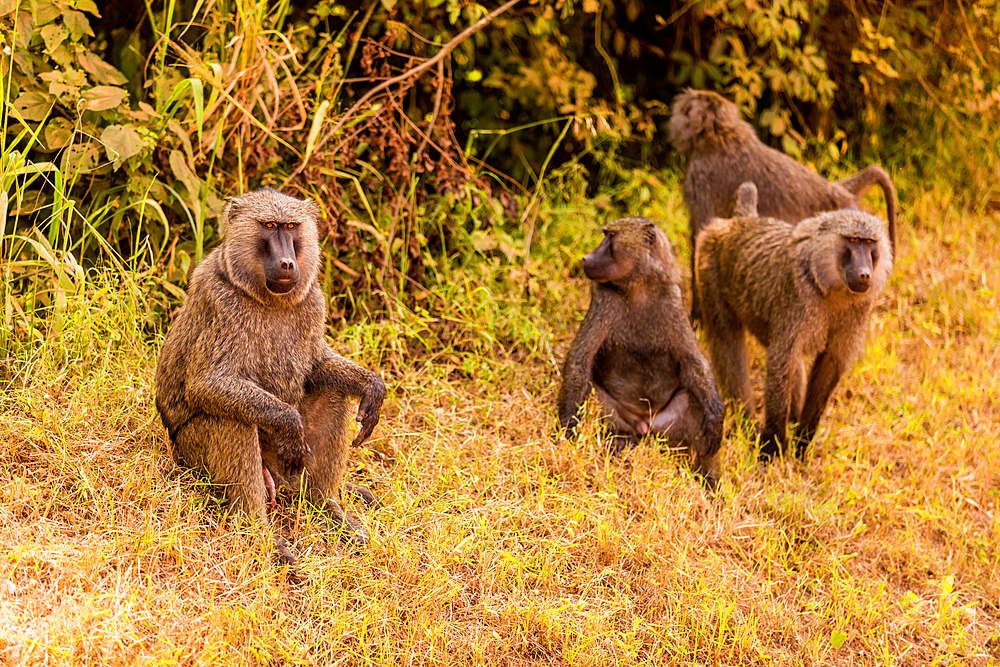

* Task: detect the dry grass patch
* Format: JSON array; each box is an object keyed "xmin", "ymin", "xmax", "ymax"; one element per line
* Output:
[{"xmin": 2, "ymin": 185, "xmax": 999, "ymax": 665}]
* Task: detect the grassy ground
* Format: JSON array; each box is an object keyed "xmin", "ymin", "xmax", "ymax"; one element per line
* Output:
[{"xmin": 1, "ymin": 179, "xmax": 998, "ymax": 666}]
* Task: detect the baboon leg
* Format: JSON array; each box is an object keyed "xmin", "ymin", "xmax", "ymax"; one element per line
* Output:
[
  {"xmin": 760, "ymin": 343, "xmax": 796, "ymax": 461},
  {"xmin": 172, "ymin": 415, "xmax": 268, "ymax": 522},
  {"xmin": 793, "ymin": 351, "xmax": 845, "ymax": 458},
  {"xmin": 789, "ymin": 357, "xmax": 807, "ymax": 426},
  {"xmin": 706, "ymin": 324, "xmax": 754, "ymax": 418},
  {"xmin": 648, "ymin": 390, "xmax": 718, "ymax": 489},
  {"xmin": 689, "ymin": 227, "xmax": 702, "ymax": 322},
  {"xmin": 297, "ymin": 387, "xmax": 370, "ymax": 546},
  {"xmin": 173, "ymin": 415, "xmax": 298, "ymax": 566}
]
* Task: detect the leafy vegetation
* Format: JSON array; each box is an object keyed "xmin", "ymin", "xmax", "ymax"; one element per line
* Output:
[{"xmin": 2, "ymin": 0, "xmax": 999, "ymax": 664}]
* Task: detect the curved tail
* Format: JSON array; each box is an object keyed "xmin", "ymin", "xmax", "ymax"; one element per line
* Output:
[{"xmin": 838, "ymin": 165, "xmax": 897, "ymax": 257}]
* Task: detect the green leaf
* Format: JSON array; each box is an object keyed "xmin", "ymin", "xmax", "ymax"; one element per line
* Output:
[
  {"xmin": 83, "ymin": 85, "xmax": 127, "ymax": 112},
  {"xmin": 77, "ymin": 50, "xmax": 128, "ymax": 85},
  {"xmin": 13, "ymin": 92, "xmax": 53, "ymax": 121},
  {"xmin": 100, "ymin": 124, "xmax": 144, "ymax": 169},
  {"xmin": 830, "ymin": 630, "xmax": 847, "ymax": 649}
]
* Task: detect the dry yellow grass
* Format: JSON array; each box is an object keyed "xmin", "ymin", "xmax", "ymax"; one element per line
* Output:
[{"xmin": 1, "ymin": 182, "xmax": 998, "ymax": 665}]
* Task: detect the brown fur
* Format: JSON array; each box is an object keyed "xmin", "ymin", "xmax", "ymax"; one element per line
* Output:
[
  {"xmin": 155, "ymin": 188, "xmax": 386, "ymax": 561},
  {"xmin": 669, "ymin": 88, "xmax": 897, "ymax": 320},
  {"xmin": 559, "ymin": 217, "xmax": 725, "ymax": 486},
  {"xmin": 695, "ymin": 195, "xmax": 893, "ymax": 460}
]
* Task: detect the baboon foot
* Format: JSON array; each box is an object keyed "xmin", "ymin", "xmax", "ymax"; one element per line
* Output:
[
  {"xmin": 757, "ymin": 434, "xmax": 783, "ymax": 464},
  {"xmin": 344, "ymin": 481, "xmax": 384, "ymax": 510},
  {"xmin": 793, "ymin": 437, "xmax": 810, "ymax": 461},
  {"xmin": 275, "ymin": 535, "xmax": 299, "ymax": 576},
  {"xmin": 325, "ymin": 500, "xmax": 371, "ymax": 549},
  {"xmin": 690, "ymin": 459, "xmax": 719, "ymax": 492},
  {"xmin": 603, "ymin": 433, "xmax": 637, "ymax": 456}
]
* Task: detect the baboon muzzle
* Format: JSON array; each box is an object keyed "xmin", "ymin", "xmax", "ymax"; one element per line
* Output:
[{"xmin": 264, "ymin": 229, "xmax": 300, "ymax": 294}]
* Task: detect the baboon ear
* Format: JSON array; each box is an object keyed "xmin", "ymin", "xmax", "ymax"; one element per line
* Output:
[
  {"xmin": 219, "ymin": 196, "xmax": 243, "ymax": 237},
  {"xmin": 302, "ymin": 198, "xmax": 321, "ymax": 220},
  {"xmin": 643, "ymin": 221, "xmax": 657, "ymax": 247}
]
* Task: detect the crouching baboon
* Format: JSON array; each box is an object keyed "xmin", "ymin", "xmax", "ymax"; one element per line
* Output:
[
  {"xmin": 155, "ymin": 188, "xmax": 386, "ymax": 563},
  {"xmin": 695, "ymin": 183, "xmax": 893, "ymax": 461},
  {"xmin": 559, "ymin": 217, "xmax": 725, "ymax": 485},
  {"xmin": 669, "ymin": 88, "xmax": 897, "ymax": 320}
]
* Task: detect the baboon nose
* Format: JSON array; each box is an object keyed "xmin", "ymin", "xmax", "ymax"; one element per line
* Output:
[
  {"xmin": 849, "ymin": 273, "xmax": 871, "ymax": 292},
  {"xmin": 280, "ymin": 258, "xmax": 295, "ymax": 272}
]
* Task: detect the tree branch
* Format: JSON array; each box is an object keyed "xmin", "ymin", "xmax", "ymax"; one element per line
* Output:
[{"xmin": 283, "ymin": 0, "xmax": 522, "ymax": 186}]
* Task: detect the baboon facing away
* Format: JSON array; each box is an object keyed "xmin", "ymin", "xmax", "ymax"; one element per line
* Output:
[
  {"xmin": 559, "ymin": 217, "xmax": 725, "ymax": 485},
  {"xmin": 669, "ymin": 88, "xmax": 897, "ymax": 320},
  {"xmin": 155, "ymin": 188, "xmax": 386, "ymax": 562},
  {"xmin": 695, "ymin": 184, "xmax": 893, "ymax": 460}
]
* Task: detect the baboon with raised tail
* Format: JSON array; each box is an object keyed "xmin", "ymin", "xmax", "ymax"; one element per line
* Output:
[
  {"xmin": 695, "ymin": 184, "xmax": 893, "ymax": 461},
  {"xmin": 669, "ymin": 88, "xmax": 897, "ymax": 321},
  {"xmin": 155, "ymin": 188, "xmax": 386, "ymax": 564}
]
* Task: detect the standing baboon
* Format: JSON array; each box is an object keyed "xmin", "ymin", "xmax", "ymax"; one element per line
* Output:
[
  {"xmin": 695, "ymin": 187, "xmax": 893, "ymax": 460},
  {"xmin": 669, "ymin": 88, "xmax": 897, "ymax": 320},
  {"xmin": 155, "ymin": 188, "xmax": 386, "ymax": 562},
  {"xmin": 559, "ymin": 217, "xmax": 725, "ymax": 485}
]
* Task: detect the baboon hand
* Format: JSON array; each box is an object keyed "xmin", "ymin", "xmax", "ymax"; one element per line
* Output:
[
  {"xmin": 276, "ymin": 410, "xmax": 308, "ymax": 474},
  {"xmin": 351, "ymin": 374, "xmax": 386, "ymax": 447},
  {"xmin": 700, "ymin": 397, "xmax": 725, "ymax": 455}
]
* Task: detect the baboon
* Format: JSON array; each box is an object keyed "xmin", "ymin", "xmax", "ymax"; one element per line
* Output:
[
  {"xmin": 155, "ymin": 188, "xmax": 386, "ymax": 563},
  {"xmin": 695, "ymin": 185, "xmax": 893, "ymax": 460},
  {"xmin": 669, "ymin": 88, "xmax": 897, "ymax": 320},
  {"xmin": 559, "ymin": 217, "xmax": 725, "ymax": 485}
]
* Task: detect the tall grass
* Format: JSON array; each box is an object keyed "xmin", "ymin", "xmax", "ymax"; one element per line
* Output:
[{"xmin": 2, "ymin": 163, "xmax": 999, "ymax": 664}]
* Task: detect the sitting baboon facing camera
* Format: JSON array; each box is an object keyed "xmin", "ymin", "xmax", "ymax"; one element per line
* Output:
[
  {"xmin": 559, "ymin": 217, "xmax": 725, "ymax": 485},
  {"xmin": 669, "ymin": 88, "xmax": 897, "ymax": 321},
  {"xmin": 155, "ymin": 188, "xmax": 386, "ymax": 564},
  {"xmin": 695, "ymin": 183, "xmax": 893, "ymax": 461}
]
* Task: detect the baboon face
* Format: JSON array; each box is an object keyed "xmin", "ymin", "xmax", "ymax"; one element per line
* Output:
[
  {"xmin": 258, "ymin": 218, "xmax": 302, "ymax": 294},
  {"xmin": 221, "ymin": 188, "xmax": 321, "ymax": 302},
  {"xmin": 583, "ymin": 218, "xmax": 663, "ymax": 284},
  {"xmin": 807, "ymin": 210, "xmax": 892, "ymax": 299},
  {"xmin": 840, "ymin": 236, "xmax": 880, "ymax": 293},
  {"xmin": 583, "ymin": 229, "xmax": 633, "ymax": 283}
]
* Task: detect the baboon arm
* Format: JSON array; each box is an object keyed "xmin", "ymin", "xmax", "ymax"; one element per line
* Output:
[
  {"xmin": 306, "ymin": 347, "xmax": 386, "ymax": 447},
  {"xmin": 793, "ymin": 350, "xmax": 845, "ymax": 454},
  {"xmin": 186, "ymin": 372, "xmax": 303, "ymax": 441},
  {"xmin": 559, "ymin": 309, "xmax": 608, "ymax": 438}
]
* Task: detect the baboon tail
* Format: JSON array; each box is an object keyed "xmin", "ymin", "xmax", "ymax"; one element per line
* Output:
[{"xmin": 838, "ymin": 165, "xmax": 897, "ymax": 257}]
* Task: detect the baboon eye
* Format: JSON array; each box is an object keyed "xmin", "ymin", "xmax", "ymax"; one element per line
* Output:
[
  {"xmin": 263, "ymin": 221, "xmax": 277, "ymax": 229},
  {"xmin": 284, "ymin": 223, "xmax": 296, "ymax": 230},
  {"xmin": 848, "ymin": 237, "xmax": 860, "ymax": 244},
  {"xmin": 864, "ymin": 239, "xmax": 875, "ymax": 245}
]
